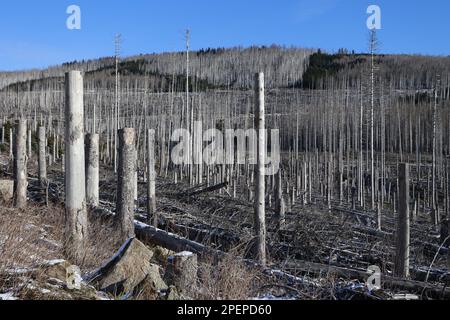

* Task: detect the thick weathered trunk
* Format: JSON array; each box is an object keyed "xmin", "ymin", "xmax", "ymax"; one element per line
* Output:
[
  {"xmin": 13, "ymin": 119, "xmax": 28, "ymax": 208},
  {"xmin": 164, "ymin": 252, "xmax": 198, "ymax": 294},
  {"xmin": 64, "ymin": 71, "xmax": 88, "ymax": 263},
  {"xmin": 116, "ymin": 128, "xmax": 137, "ymax": 242}
]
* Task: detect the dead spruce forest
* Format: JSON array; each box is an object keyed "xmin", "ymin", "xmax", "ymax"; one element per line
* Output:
[{"xmin": 0, "ymin": 45, "xmax": 450, "ymax": 300}]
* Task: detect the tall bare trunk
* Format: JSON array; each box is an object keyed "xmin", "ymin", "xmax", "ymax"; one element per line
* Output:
[
  {"xmin": 64, "ymin": 71, "xmax": 88, "ymax": 263},
  {"xmin": 254, "ymin": 72, "xmax": 266, "ymax": 266},
  {"xmin": 395, "ymin": 163, "xmax": 410, "ymax": 278},
  {"xmin": 13, "ymin": 119, "xmax": 28, "ymax": 208},
  {"xmin": 147, "ymin": 129, "xmax": 157, "ymax": 227}
]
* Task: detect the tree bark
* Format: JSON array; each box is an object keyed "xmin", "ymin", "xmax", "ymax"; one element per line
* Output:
[
  {"xmin": 64, "ymin": 71, "xmax": 88, "ymax": 263},
  {"xmin": 395, "ymin": 163, "xmax": 410, "ymax": 278},
  {"xmin": 274, "ymin": 169, "xmax": 286, "ymax": 231},
  {"xmin": 116, "ymin": 128, "xmax": 137, "ymax": 242},
  {"xmin": 13, "ymin": 119, "xmax": 27, "ymax": 208},
  {"xmin": 38, "ymin": 127, "xmax": 47, "ymax": 186},
  {"xmin": 254, "ymin": 72, "xmax": 267, "ymax": 266},
  {"xmin": 85, "ymin": 133, "xmax": 99, "ymax": 207},
  {"xmin": 147, "ymin": 129, "xmax": 157, "ymax": 227}
]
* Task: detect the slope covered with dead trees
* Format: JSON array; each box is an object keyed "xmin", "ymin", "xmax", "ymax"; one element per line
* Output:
[{"xmin": 0, "ymin": 46, "xmax": 449, "ymax": 300}]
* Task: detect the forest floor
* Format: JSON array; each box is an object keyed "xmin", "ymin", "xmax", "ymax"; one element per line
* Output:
[{"xmin": 0, "ymin": 152, "xmax": 449, "ymax": 300}]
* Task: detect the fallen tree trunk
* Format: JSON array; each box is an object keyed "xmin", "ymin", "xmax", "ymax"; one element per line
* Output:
[
  {"xmin": 92, "ymin": 207, "xmax": 450, "ymax": 299},
  {"xmin": 134, "ymin": 220, "xmax": 222, "ymax": 258},
  {"xmin": 283, "ymin": 260, "xmax": 450, "ymax": 299},
  {"xmin": 178, "ymin": 181, "xmax": 229, "ymax": 198},
  {"xmin": 91, "ymin": 207, "xmax": 320, "ymax": 288}
]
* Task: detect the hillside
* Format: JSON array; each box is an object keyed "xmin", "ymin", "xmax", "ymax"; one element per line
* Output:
[{"xmin": 2, "ymin": 47, "xmax": 450, "ymax": 98}]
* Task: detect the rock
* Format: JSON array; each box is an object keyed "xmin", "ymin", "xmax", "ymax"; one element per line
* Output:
[
  {"xmin": 86, "ymin": 238, "xmax": 155, "ymax": 296},
  {"xmin": 131, "ymin": 264, "xmax": 168, "ymax": 300},
  {"xmin": 164, "ymin": 251, "xmax": 198, "ymax": 294},
  {"xmin": 66, "ymin": 265, "xmax": 82, "ymax": 290},
  {"xmin": 143, "ymin": 264, "xmax": 168, "ymax": 292},
  {"xmin": 153, "ymin": 246, "xmax": 175, "ymax": 265},
  {"xmin": 0, "ymin": 179, "xmax": 13, "ymax": 201},
  {"xmin": 39, "ymin": 259, "xmax": 84, "ymax": 291},
  {"xmin": 40, "ymin": 259, "xmax": 72, "ymax": 283},
  {"xmin": 166, "ymin": 285, "xmax": 182, "ymax": 300},
  {"xmin": 18, "ymin": 278, "xmax": 110, "ymax": 300}
]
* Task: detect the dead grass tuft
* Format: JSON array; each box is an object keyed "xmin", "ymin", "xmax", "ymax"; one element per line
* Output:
[{"xmin": 194, "ymin": 249, "xmax": 259, "ymax": 300}]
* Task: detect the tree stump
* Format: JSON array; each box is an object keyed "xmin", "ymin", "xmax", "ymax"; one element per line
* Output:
[{"xmin": 164, "ymin": 251, "xmax": 198, "ymax": 295}]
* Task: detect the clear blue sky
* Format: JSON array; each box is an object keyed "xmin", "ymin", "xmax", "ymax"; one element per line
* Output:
[{"xmin": 1, "ymin": 0, "xmax": 449, "ymax": 71}]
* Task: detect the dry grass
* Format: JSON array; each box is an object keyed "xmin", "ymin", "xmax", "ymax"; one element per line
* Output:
[
  {"xmin": 0, "ymin": 203, "xmax": 65, "ymax": 298},
  {"xmin": 80, "ymin": 215, "xmax": 123, "ymax": 272},
  {"xmin": 0, "ymin": 201, "xmax": 124, "ymax": 299},
  {"xmin": 0, "ymin": 203, "xmax": 64, "ymax": 271},
  {"xmin": 194, "ymin": 250, "xmax": 260, "ymax": 300}
]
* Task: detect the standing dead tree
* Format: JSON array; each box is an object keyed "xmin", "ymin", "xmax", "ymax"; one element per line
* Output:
[
  {"xmin": 274, "ymin": 169, "xmax": 286, "ymax": 231},
  {"xmin": 116, "ymin": 128, "xmax": 137, "ymax": 242},
  {"xmin": 64, "ymin": 71, "xmax": 88, "ymax": 263},
  {"xmin": 38, "ymin": 126, "xmax": 47, "ymax": 186},
  {"xmin": 13, "ymin": 119, "xmax": 27, "ymax": 208},
  {"xmin": 254, "ymin": 72, "xmax": 266, "ymax": 266},
  {"xmin": 147, "ymin": 129, "xmax": 157, "ymax": 227},
  {"xmin": 86, "ymin": 133, "xmax": 99, "ymax": 207},
  {"xmin": 395, "ymin": 163, "xmax": 410, "ymax": 278}
]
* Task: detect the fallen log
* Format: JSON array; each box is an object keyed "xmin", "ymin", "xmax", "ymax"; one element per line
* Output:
[
  {"xmin": 178, "ymin": 181, "xmax": 229, "ymax": 198},
  {"xmin": 283, "ymin": 260, "xmax": 450, "ymax": 299},
  {"xmin": 134, "ymin": 210, "xmax": 241, "ymax": 251},
  {"xmin": 91, "ymin": 206, "xmax": 450, "ymax": 299},
  {"xmin": 134, "ymin": 220, "xmax": 223, "ymax": 258},
  {"xmin": 91, "ymin": 207, "xmax": 321, "ymax": 288}
]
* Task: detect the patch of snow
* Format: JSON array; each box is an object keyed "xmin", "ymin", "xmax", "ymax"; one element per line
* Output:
[
  {"xmin": 5, "ymin": 267, "xmax": 32, "ymax": 274},
  {"xmin": 252, "ymin": 294, "xmax": 297, "ymax": 301},
  {"xmin": 25, "ymin": 223, "xmax": 36, "ymax": 231},
  {"xmin": 176, "ymin": 251, "xmax": 194, "ymax": 257},
  {"xmin": 0, "ymin": 292, "xmax": 18, "ymax": 300},
  {"xmin": 43, "ymin": 259, "xmax": 66, "ymax": 266}
]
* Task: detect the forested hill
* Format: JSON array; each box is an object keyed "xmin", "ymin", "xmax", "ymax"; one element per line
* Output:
[
  {"xmin": 0, "ymin": 46, "xmax": 315, "ymax": 92},
  {"xmin": 301, "ymin": 51, "xmax": 450, "ymax": 95},
  {"xmin": 1, "ymin": 46, "xmax": 450, "ymax": 97}
]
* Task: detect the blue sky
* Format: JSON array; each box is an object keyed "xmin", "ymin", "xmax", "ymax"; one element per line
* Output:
[{"xmin": 0, "ymin": 0, "xmax": 449, "ymax": 71}]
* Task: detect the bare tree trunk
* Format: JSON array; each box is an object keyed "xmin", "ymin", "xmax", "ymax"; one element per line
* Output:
[
  {"xmin": 13, "ymin": 119, "xmax": 27, "ymax": 208},
  {"xmin": 254, "ymin": 72, "xmax": 266, "ymax": 266},
  {"xmin": 395, "ymin": 163, "xmax": 410, "ymax": 278},
  {"xmin": 27, "ymin": 129, "xmax": 32, "ymax": 159},
  {"xmin": 432, "ymin": 89, "xmax": 438, "ymax": 227},
  {"xmin": 85, "ymin": 133, "xmax": 99, "ymax": 207},
  {"xmin": 116, "ymin": 128, "xmax": 137, "ymax": 242},
  {"xmin": 38, "ymin": 127, "xmax": 47, "ymax": 186},
  {"xmin": 147, "ymin": 129, "xmax": 157, "ymax": 227},
  {"xmin": 64, "ymin": 71, "xmax": 88, "ymax": 263},
  {"xmin": 274, "ymin": 169, "xmax": 286, "ymax": 231},
  {"xmin": 9, "ymin": 128, "xmax": 13, "ymax": 159}
]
